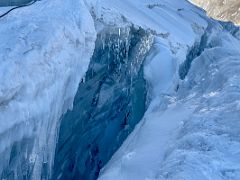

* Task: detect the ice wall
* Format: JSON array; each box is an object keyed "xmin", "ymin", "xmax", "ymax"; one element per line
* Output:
[
  {"xmin": 53, "ymin": 26, "xmax": 153, "ymax": 180},
  {"xmin": 0, "ymin": 0, "xmax": 96, "ymax": 179}
]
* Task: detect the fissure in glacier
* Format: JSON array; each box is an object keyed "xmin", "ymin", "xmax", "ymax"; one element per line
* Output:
[
  {"xmin": 0, "ymin": 23, "xmax": 221, "ymax": 180},
  {"xmin": 1, "ymin": 0, "xmax": 240, "ymax": 179},
  {"xmin": 179, "ymin": 29, "xmax": 208, "ymax": 80},
  {"xmin": 53, "ymin": 26, "xmax": 153, "ymax": 180}
]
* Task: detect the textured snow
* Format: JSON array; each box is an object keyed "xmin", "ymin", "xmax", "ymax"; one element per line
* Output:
[
  {"xmin": 0, "ymin": 0, "xmax": 96, "ymax": 178},
  {"xmin": 100, "ymin": 0, "xmax": 207, "ymax": 45},
  {"xmin": 98, "ymin": 0, "xmax": 240, "ymax": 180}
]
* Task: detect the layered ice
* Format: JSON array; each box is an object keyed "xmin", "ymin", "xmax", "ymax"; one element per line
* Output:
[{"xmin": 0, "ymin": 0, "xmax": 96, "ymax": 179}]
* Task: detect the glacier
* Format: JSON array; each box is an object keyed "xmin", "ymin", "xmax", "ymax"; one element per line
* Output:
[
  {"xmin": 96, "ymin": 1, "xmax": 240, "ymax": 180},
  {"xmin": 0, "ymin": 0, "xmax": 240, "ymax": 180},
  {"xmin": 53, "ymin": 26, "xmax": 152, "ymax": 180}
]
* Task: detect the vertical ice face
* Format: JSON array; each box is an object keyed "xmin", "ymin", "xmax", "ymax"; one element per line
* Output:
[
  {"xmin": 0, "ymin": 0, "xmax": 96, "ymax": 179},
  {"xmin": 53, "ymin": 26, "xmax": 153, "ymax": 180}
]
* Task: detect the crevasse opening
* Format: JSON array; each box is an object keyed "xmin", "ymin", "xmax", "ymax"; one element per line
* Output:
[{"xmin": 53, "ymin": 26, "xmax": 153, "ymax": 180}]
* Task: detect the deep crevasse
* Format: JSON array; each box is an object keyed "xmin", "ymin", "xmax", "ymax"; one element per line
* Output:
[
  {"xmin": 0, "ymin": 0, "xmax": 240, "ymax": 179},
  {"xmin": 98, "ymin": 1, "xmax": 240, "ymax": 180},
  {"xmin": 0, "ymin": 0, "xmax": 210, "ymax": 179},
  {"xmin": 53, "ymin": 26, "xmax": 153, "ymax": 180}
]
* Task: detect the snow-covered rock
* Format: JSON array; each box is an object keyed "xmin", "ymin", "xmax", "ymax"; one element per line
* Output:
[{"xmin": 190, "ymin": 0, "xmax": 240, "ymax": 25}]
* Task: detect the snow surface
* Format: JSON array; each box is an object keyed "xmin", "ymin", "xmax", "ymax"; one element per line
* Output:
[
  {"xmin": 99, "ymin": 0, "xmax": 207, "ymax": 46},
  {"xmin": 0, "ymin": 0, "xmax": 96, "ymax": 178},
  {"xmin": 98, "ymin": 0, "xmax": 240, "ymax": 180}
]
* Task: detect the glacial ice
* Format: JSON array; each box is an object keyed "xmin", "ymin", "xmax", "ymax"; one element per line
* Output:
[
  {"xmin": 53, "ymin": 26, "xmax": 153, "ymax": 180},
  {"xmin": 0, "ymin": 0, "xmax": 95, "ymax": 179},
  {"xmin": 98, "ymin": 1, "xmax": 240, "ymax": 180},
  {"xmin": 0, "ymin": 0, "xmax": 32, "ymax": 7},
  {"xmin": 0, "ymin": 0, "xmax": 240, "ymax": 179}
]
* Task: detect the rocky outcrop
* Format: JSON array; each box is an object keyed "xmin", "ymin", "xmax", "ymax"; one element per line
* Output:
[{"xmin": 190, "ymin": 0, "xmax": 240, "ymax": 25}]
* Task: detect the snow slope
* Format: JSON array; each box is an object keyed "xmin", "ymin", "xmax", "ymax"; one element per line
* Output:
[
  {"xmin": 0, "ymin": 0, "xmax": 96, "ymax": 179},
  {"xmin": 0, "ymin": 0, "xmax": 32, "ymax": 7},
  {"xmin": 98, "ymin": 0, "xmax": 240, "ymax": 180}
]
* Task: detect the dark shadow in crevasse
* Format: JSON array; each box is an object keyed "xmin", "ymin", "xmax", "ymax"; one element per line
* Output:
[{"xmin": 53, "ymin": 26, "xmax": 152, "ymax": 180}]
